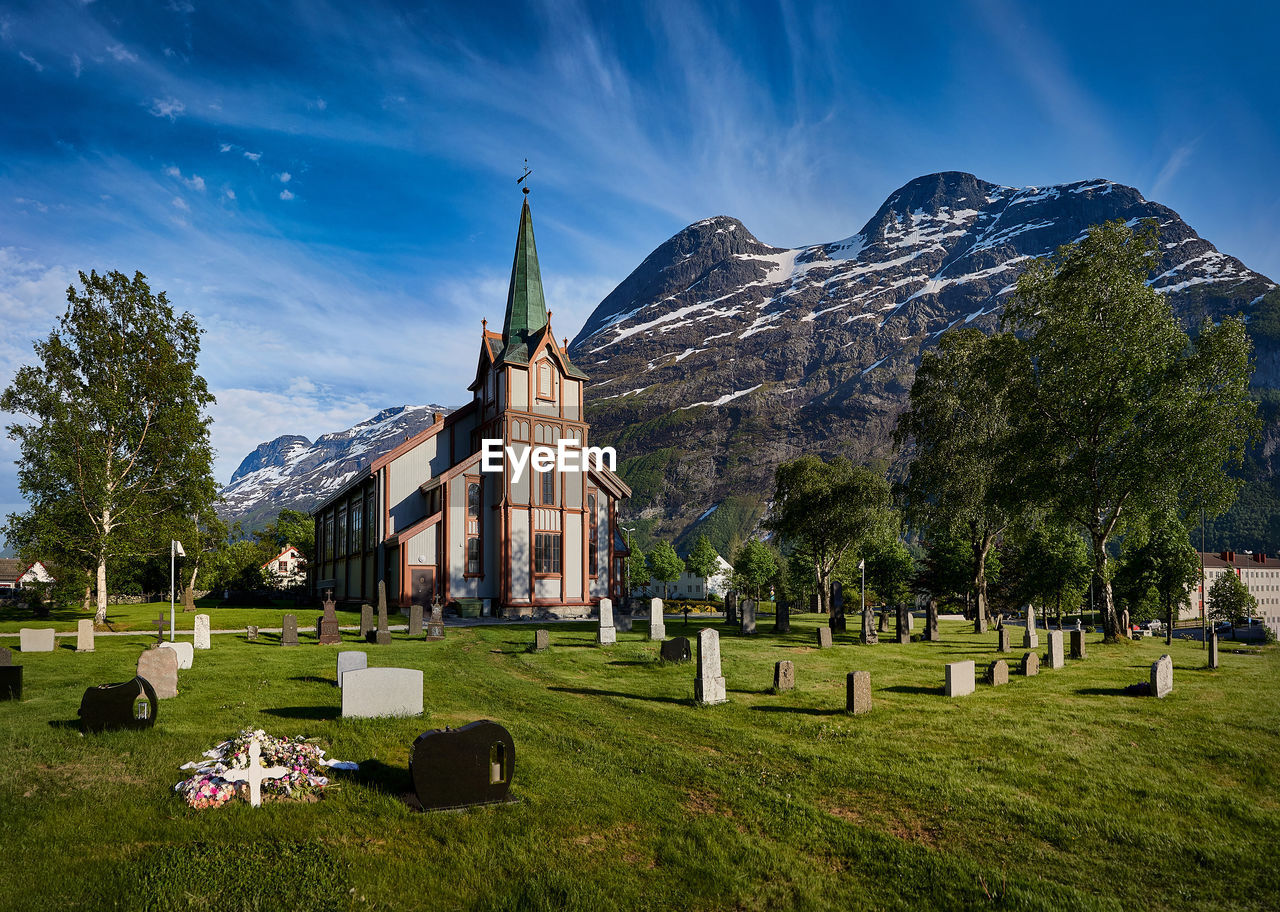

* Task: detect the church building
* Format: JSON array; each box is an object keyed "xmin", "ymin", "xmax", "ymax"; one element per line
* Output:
[{"xmin": 311, "ymin": 197, "xmax": 630, "ymax": 617}]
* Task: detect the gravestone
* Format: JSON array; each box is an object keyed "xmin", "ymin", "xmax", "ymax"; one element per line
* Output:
[
  {"xmin": 410, "ymin": 720, "xmax": 516, "ymax": 811},
  {"xmin": 336, "ymin": 650, "xmax": 367, "ymax": 688},
  {"xmin": 740, "ymin": 598, "xmax": 757, "ymax": 635},
  {"xmin": 136, "ymin": 646, "xmax": 179, "ymax": 699},
  {"xmin": 1208, "ymin": 630, "xmax": 1219, "ymax": 669},
  {"xmin": 0, "ymin": 645, "xmax": 11, "ymax": 665},
  {"xmin": 1070, "ymin": 629, "xmax": 1086, "ymax": 660},
  {"xmin": 861, "ymin": 606, "xmax": 878, "ymax": 645},
  {"xmin": 76, "ymin": 618, "xmax": 95, "ymax": 653},
  {"xmin": 906, "ymin": 610, "xmax": 915, "ymax": 632},
  {"xmin": 995, "ymin": 615, "xmax": 1004, "ymax": 631},
  {"xmin": 426, "ymin": 601, "xmax": 445, "ymax": 639},
  {"xmin": 246, "ymin": 625, "xmax": 258, "ymax": 642},
  {"xmin": 1021, "ymin": 652, "xmax": 1039, "ymax": 676},
  {"xmin": 1121, "ymin": 608, "xmax": 1131, "ymax": 637},
  {"xmin": 808, "ymin": 592, "xmax": 819, "ymax": 613},
  {"xmin": 987, "ymin": 659, "xmax": 1009, "ymax": 686},
  {"xmin": 342, "ymin": 667, "xmax": 424, "ymax": 718},
  {"xmin": 773, "ymin": 660, "xmax": 794, "ymax": 692},
  {"xmin": 409, "ymin": 603, "xmax": 423, "ymax": 639},
  {"xmin": 774, "ymin": 595, "xmax": 791, "ymax": 634},
  {"xmin": 222, "ymin": 737, "xmax": 291, "ymax": 807},
  {"xmin": 878, "ymin": 606, "xmax": 891, "ymax": 633},
  {"xmin": 377, "ymin": 579, "xmax": 389, "ymax": 619},
  {"xmin": 695, "ymin": 628, "xmax": 726, "ymax": 705},
  {"xmin": 19, "ymin": 628, "xmax": 55, "ymax": 653},
  {"xmin": 0, "ymin": 665, "xmax": 21, "ymax": 700},
  {"xmin": 281, "ymin": 614, "xmax": 299, "ymax": 647},
  {"xmin": 896, "ymin": 604, "xmax": 910, "ymax": 644},
  {"xmin": 359, "ymin": 604, "xmax": 374, "ymax": 639},
  {"xmin": 1150, "ymin": 654, "xmax": 1173, "ymax": 699},
  {"xmin": 372, "ymin": 601, "xmax": 391, "ymax": 646},
  {"xmin": 159, "ymin": 641, "xmax": 194, "ymax": 670},
  {"xmin": 925, "ymin": 599, "xmax": 940, "ymax": 642},
  {"xmin": 78, "ymin": 676, "xmax": 157, "ymax": 732},
  {"xmin": 1046, "ymin": 630, "xmax": 1065, "ymax": 669},
  {"xmin": 649, "ymin": 598, "xmax": 666, "ymax": 641},
  {"xmin": 182, "ymin": 585, "xmax": 196, "ymax": 613},
  {"xmin": 816, "ymin": 627, "xmax": 833, "ymax": 649},
  {"xmin": 998, "ymin": 627, "xmax": 1011, "ymax": 653},
  {"xmin": 660, "ymin": 636, "xmax": 691, "ymax": 663},
  {"xmin": 974, "ymin": 607, "xmax": 988, "ymax": 634},
  {"xmin": 1023, "ymin": 605, "xmax": 1039, "ymax": 649},
  {"xmin": 597, "ymin": 597, "xmax": 617, "ymax": 645},
  {"xmin": 726, "ymin": 591, "xmax": 738, "ymax": 625},
  {"xmin": 318, "ymin": 590, "xmax": 342, "ymax": 645},
  {"xmin": 532, "ymin": 629, "xmax": 550, "ymax": 652},
  {"xmin": 829, "ymin": 581, "xmax": 846, "ymax": 633},
  {"xmin": 152, "ymin": 611, "xmax": 170, "ymax": 646},
  {"xmin": 846, "ymin": 670, "xmax": 871, "ymax": 714},
  {"xmin": 945, "ymin": 660, "xmax": 976, "ymax": 697},
  {"xmin": 194, "ymin": 614, "xmax": 211, "ymax": 650}
]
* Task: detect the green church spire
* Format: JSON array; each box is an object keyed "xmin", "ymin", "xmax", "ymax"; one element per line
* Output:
[{"xmin": 502, "ymin": 198, "xmax": 548, "ymax": 346}]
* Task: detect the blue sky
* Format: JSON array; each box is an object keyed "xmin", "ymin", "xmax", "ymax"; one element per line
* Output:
[{"xmin": 2, "ymin": 0, "xmax": 1278, "ymax": 517}]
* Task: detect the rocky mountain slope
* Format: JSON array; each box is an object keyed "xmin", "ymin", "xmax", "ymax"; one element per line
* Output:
[
  {"xmin": 569, "ymin": 171, "xmax": 1278, "ymax": 553},
  {"xmin": 217, "ymin": 405, "xmax": 451, "ymax": 531}
]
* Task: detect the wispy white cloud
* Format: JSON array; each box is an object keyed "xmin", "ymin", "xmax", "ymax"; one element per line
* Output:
[
  {"xmin": 1152, "ymin": 141, "xmax": 1198, "ymax": 199},
  {"xmin": 14, "ymin": 197, "xmax": 49, "ymax": 213},
  {"xmin": 105, "ymin": 43, "xmax": 137, "ymax": 63},
  {"xmin": 171, "ymin": 196, "xmax": 189, "ymax": 211},
  {"xmin": 165, "ymin": 166, "xmax": 206, "ymax": 192},
  {"xmin": 149, "ymin": 97, "xmax": 185, "ymax": 120},
  {"xmin": 19, "ymin": 51, "xmax": 44, "ymax": 72},
  {"xmin": 277, "ymin": 171, "xmax": 291, "ymax": 183},
  {"xmin": 70, "ymin": 52, "xmax": 81, "ymax": 77},
  {"xmin": 219, "ymin": 142, "xmax": 233, "ymax": 153},
  {"xmin": 223, "ymin": 187, "xmax": 236, "ymax": 200},
  {"xmin": 243, "ymin": 150, "xmax": 261, "ymax": 162},
  {"xmin": 279, "ymin": 188, "xmax": 294, "ymax": 200}
]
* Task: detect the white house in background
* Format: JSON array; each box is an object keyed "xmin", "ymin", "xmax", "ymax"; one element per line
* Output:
[
  {"xmin": 633, "ymin": 555, "xmax": 734, "ymax": 601},
  {"xmin": 262, "ymin": 545, "xmax": 307, "ymax": 588}
]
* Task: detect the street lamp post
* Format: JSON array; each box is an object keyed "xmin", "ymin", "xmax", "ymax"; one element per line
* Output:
[{"xmin": 170, "ymin": 539, "xmax": 185, "ymax": 643}]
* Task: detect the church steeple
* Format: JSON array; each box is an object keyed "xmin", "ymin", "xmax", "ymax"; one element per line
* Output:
[{"xmin": 502, "ymin": 198, "xmax": 549, "ymax": 346}]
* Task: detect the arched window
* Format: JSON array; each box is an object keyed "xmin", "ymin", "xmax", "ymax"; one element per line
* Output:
[
  {"xmin": 468, "ymin": 482, "xmax": 481, "ymax": 518},
  {"xmin": 538, "ymin": 360, "xmax": 554, "ymax": 400},
  {"xmin": 465, "ymin": 477, "xmax": 483, "ymax": 577}
]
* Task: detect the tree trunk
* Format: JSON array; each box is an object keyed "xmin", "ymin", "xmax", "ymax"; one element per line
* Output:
[
  {"xmin": 816, "ymin": 562, "xmax": 830, "ymax": 615},
  {"xmin": 81, "ymin": 584, "xmax": 91, "ymax": 612},
  {"xmin": 972, "ymin": 539, "xmax": 990, "ymax": 634},
  {"xmin": 1165, "ymin": 598, "xmax": 1173, "ymax": 646},
  {"xmin": 94, "ymin": 556, "xmax": 108, "ymax": 625},
  {"xmin": 1056, "ymin": 592, "xmax": 1063, "ymax": 630},
  {"xmin": 1091, "ymin": 533, "xmax": 1124, "ymax": 640}
]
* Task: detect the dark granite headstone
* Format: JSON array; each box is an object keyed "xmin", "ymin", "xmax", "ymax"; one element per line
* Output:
[
  {"xmin": 725, "ymin": 591, "xmax": 738, "ymax": 625},
  {"xmin": 660, "ymin": 636, "xmax": 692, "ymax": 663},
  {"xmin": 998, "ymin": 627, "xmax": 1011, "ymax": 652},
  {"xmin": 78, "ymin": 676, "xmax": 158, "ymax": 732},
  {"xmin": 829, "ymin": 580, "xmax": 846, "ymax": 633},
  {"xmin": 410, "ymin": 720, "xmax": 516, "ymax": 811},
  {"xmin": 809, "ymin": 592, "xmax": 819, "ymax": 613},
  {"xmin": 426, "ymin": 602, "xmax": 445, "ymax": 639},
  {"xmin": 1070, "ymin": 629, "xmax": 1086, "ymax": 660},
  {"xmin": 409, "ymin": 603, "xmax": 423, "ymax": 638},
  {"xmin": 896, "ymin": 604, "xmax": 910, "ymax": 644},
  {"xmin": 0, "ymin": 665, "xmax": 21, "ymax": 700},
  {"xmin": 878, "ymin": 606, "xmax": 891, "ymax": 633},
  {"xmin": 317, "ymin": 590, "xmax": 341, "ymax": 645},
  {"xmin": 925, "ymin": 599, "xmax": 940, "ymax": 642},
  {"xmin": 281, "ymin": 614, "xmax": 299, "ymax": 647},
  {"xmin": 1208, "ymin": 629, "xmax": 1219, "ymax": 669},
  {"xmin": 0, "ymin": 645, "xmax": 11, "ymax": 665},
  {"xmin": 740, "ymin": 598, "xmax": 757, "ymax": 635},
  {"xmin": 359, "ymin": 604, "xmax": 373, "ymax": 639},
  {"xmin": 861, "ymin": 607, "xmax": 878, "ymax": 645},
  {"xmin": 773, "ymin": 595, "xmax": 791, "ymax": 634}
]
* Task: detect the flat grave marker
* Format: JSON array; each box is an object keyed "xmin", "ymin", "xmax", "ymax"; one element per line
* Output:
[{"xmin": 342, "ymin": 667, "xmax": 424, "ymax": 718}]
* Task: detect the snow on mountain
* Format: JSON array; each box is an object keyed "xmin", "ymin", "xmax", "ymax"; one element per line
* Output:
[{"xmin": 217, "ymin": 405, "xmax": 452, "ymax": 531}]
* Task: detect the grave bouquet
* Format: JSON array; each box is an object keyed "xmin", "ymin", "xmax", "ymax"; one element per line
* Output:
[{"xmin": 173, "ymin": 728, "xmax": 358, "ymax": 809}]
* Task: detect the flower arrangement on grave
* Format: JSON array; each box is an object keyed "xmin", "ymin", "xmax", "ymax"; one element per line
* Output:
[{"xmin": 173, "ymin": 728, "xmax": 358, "ymax": 809}]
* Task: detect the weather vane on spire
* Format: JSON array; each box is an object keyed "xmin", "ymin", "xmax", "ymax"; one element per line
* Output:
[{"xmin": 517, "ymin": 158, "xmax": 532, "ymax": 196}]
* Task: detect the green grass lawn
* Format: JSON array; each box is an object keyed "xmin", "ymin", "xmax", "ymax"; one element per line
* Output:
[
  {"xmin": 0, "ymin": 597, "xmax": 364, "ymax": 634},
  {"xmin": 1, "ymin": 615, "xmax": 1276, "ymax": 911}
]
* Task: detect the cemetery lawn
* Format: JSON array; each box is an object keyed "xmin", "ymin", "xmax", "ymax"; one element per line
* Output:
[
  {"xmin": 0, "ymin": 598, "xmax": 359, "ymax": 634},
  {"xmin": 2, "ymin": 617, "xmax": 1278, "ymax": 912}
]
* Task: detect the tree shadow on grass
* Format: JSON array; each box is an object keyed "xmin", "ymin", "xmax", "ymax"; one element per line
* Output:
[
  {"xmin": 290, "ymin": 675, "xmax": 333, "ymax": 686},
  {"xmin": 48, "ymin": 719, "xmax": 81, "ymax": 730},
  {"xmin": 607, "ymin": 660, "xmax": 656, "ymax": 667},
  {"xmin": 751, "ymin": 705, "xmax": 844, "ymax": 716},
  {"xmin": 1075, "ymin": 686, "xmax": 1143, "ymax": 697},
  {"xmin": 548, "ymin": 685, "xmax": 687, "ymax": 705},
  {"xmin": 260, "ymin": 705, "xmax": 340, "ymax": 720},
  {"xmin": 881, "ymin": 684, "xmax": 942, "ymax": 696}
]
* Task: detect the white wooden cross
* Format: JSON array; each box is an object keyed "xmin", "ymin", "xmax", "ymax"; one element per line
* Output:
[{"xmin": 221, "ymin": 738, "xmax": 290, "ymax": 807}]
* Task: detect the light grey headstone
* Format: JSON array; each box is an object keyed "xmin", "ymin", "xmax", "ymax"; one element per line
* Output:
[
  {"xmin": 341, "ymin": 666, "xmax": 423, "ymax": 718},
  {"xmin": 193, "ymin": 614, "xmax": 211, "ymax": 650},
  {"xmin": 76, "ymin": 618, "xmax": 95, "ymax": 653},
  {"xmin": 19, "ymin": 628, "xmax": 55, "ymax": 652},
  {"xmin": 861, "ymin": 607, "xmax": 878, "ymax": 645},
  {"xmin": 988, "ymin": 659, "xmax": 1009, "ymax": 686},
  {"xmin": 846, "ymin": 670, "xmax": 871, "ymax": 714},
  {"xmin": 1150, "ymin": 654, "xmax": 1173, "ymax": 699},
  {"xmin": 694, "ymin": 628, "xmax": 726, "ymax": 705},
  {"xmin": 159, "ymin": 640, "xmax": 193, "ymax": 670},
  {"xmin": 945, "ymin": 660, "xmax": 976, "ymax": 697},
  {"xmin": 1208, "ymin": 630, "xmax": 1219, "ymax": 669},
  {"xmin": 740, "ymin": 598, "xmax": 757, "ymax": 635},
  {"xmin": 246, "ymin": 625, "xmax": 258, "ymax": 641},
  {"xmin": 533, "ymin": 629, "xmax": 550, "ymax": 652},
  {"xmin": 649, "ymin": 598, "xmax": 665, "ymax": 641},
  {"xmin": 1021, "ymin": 651, "xmax": 1039, "ymax": 676},
  {"xmin": 137, "ymin": 647, "xmax": 179, "ymax": 699},
  {"xmin": 597, "ymin": 597, "xmax": 616, "ymax": 646},
  {"xmin": 816, "ymin": 627, "xmax": 832, "ymax": 649},
  {"xmin": 336, "ymin": 650, "xmax": 367, "ymax": 688},
  {"xmin": 1023, "ymin": 605, "xmax": 1039, "ymax": 649},
  {"xmin": 1046, "ymin": 630, "xmax": 1065, "ymax": 669},
  {"xmin": 773, "ymin": 660, "xmax": 794, "ymax": 692}
]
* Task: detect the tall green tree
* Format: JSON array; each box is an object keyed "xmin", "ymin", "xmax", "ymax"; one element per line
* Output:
[
  {"xmin": 895, "ymin": 329, "xmax": 1024, "ymax": 632},
  {"xmin": 1004, "ymin": 220, "xmax": 1258, "ymax": 640},
  {"xmin": 647, "ymin": 540, "xmax": 685, "ymax": 599},
  {"xmin": 732, "ymin": 538, "xmax": 780, "ymax": 601},
  {"xmin": 765, "ymin": 456, "xmax": 892, "ymax": 614},
  {"xmin": 2, "ymin": 270, "xmax": 216, "ymax": 623},
  {"xmin": 1206, "ymin": 569, "xmax": 1258, "ymax": 638},
  {"xmin": 861, "ymin": 528, "xmax": 915, "ymax": 610},
  {"xmin": 626, "ymin": 542, "xmax": 650, "ymax": 595},
  {"xmin": 1008, "ymin": 519, "xmax": 1092, "ymax": 628},
  {"xmin": 684, "ymin": 534, "xmax": 721, "ymax": 590}
]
